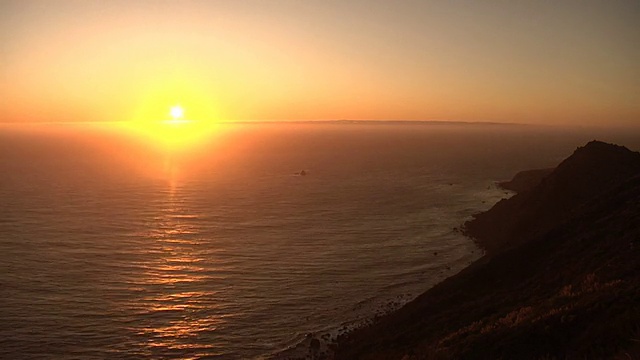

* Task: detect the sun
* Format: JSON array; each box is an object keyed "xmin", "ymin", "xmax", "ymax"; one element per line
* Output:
[
  {"xmin": 122, "ymin": 104, "xmax": 222, "ymax": 152},
  {"xmin": 170, "ymin": 105, "xmax": 184, "ymax": 120}
]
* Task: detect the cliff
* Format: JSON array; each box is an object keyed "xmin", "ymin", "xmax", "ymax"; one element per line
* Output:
[
  {"xmin": 334, "ymin": 141, "xmax": 640, "ymax": 359},
  {"xmin": 465, "ymin": 140, "xmax": 640, "ymax": 254}
]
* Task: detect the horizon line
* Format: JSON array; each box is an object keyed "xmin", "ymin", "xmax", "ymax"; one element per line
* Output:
[{"xmin": 0, "ymin": 119, "xmax": 529, "ymax": 126}]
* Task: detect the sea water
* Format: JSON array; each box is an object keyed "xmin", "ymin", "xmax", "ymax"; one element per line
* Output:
[{"xmin": 1, "ymin": 122, "xmax": 636, "ymax": 359}]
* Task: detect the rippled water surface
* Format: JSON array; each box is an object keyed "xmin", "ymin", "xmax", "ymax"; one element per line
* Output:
[{"xmin": 1, "ymin": 123, "xmax": 635, "ymax": 359}]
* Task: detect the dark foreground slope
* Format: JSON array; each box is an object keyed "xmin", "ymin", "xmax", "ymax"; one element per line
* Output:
[{"xmin": 335, "ymin": 141, "xmax": 640, "ymax": 360}]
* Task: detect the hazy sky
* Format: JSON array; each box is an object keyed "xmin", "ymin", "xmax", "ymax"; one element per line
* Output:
[{"xmin": 1, "ymin": 0, "xmax": 638, "ymax": 125}]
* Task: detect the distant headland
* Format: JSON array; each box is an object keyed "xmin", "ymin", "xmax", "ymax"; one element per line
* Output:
[{"xmin": 330, "ymin": 140, "xmax": 640, "ymax": 359}]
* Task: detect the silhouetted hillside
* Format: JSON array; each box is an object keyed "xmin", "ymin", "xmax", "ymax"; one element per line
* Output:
[
  {"xmin": 465, "ymin": 140, "xmax": 640, "ymax": 254},
  {"xmin": 333, "ymin": 141, "xmax": 640, "ymax": 360}
]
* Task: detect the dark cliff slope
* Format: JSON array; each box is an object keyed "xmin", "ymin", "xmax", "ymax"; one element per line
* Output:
[
  {"xmin": 465, "ymin": 140, "xmax": 640, "ymax": 254},
  {"xmin": 335, "ymin": 141, "xmax": 640, "ymax": 360}
]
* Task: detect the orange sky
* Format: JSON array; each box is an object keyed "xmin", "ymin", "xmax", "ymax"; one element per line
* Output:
[{"xmin": 1, "ymin": 0, "xmax": 638, "ymax": 126}]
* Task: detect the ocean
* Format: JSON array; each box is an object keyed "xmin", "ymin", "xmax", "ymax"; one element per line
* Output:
[{"xmin": 1, "ymin": 122, "xmax": 637, "ymax": 359}]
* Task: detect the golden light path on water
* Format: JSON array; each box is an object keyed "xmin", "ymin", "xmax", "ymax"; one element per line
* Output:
[{"xmin": 128, "ymin": 166, "xmax": 227, "ymax": 358}]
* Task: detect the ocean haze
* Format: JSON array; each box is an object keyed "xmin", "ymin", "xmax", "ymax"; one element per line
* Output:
[{"xmin": 1, "ymin": 122, "xmax": 639, "ymax": 359}]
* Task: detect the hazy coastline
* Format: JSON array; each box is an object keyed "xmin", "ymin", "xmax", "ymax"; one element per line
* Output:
[
  {"xmin": 3, "ymin": 1, "xmax": 639, "ymax": 358},
  {"xmin": 2, "ymin": 124, "xmax": 640, "ymax": 359},
  {"xmin": 331, "ymin": 140, "xmax": 640, "ymax": 359}
]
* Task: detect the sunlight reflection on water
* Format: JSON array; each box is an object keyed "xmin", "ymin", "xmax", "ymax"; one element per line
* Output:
[
  {"xmin": 3, "ymin": 123, "xmax": 614, "ymax": 358},
  {"xmin": 129, "ymin": 173, "xmax": 226, "ymax": 357}
]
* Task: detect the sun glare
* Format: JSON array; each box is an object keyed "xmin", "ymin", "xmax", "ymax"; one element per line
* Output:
[
  {"xmin": 125, "ymin": 105, "xmax": 221, "ymax": 151},
  {"xmin": 170, "ymin": 105, "xmax": 184, "ymax": 121},
  {"xmin": 166, "ymin": 105, "xmax": 189, "ymax": 125}
]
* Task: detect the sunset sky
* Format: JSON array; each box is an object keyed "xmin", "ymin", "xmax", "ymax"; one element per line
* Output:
[{"xmin": 1, "ymin": 0, "xmax": 638, "ymax": 126}]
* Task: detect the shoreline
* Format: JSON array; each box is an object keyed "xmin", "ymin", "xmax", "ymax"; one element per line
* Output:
[
  {"xmin": 271, "ymin": 185, "xmax": 501, "ymax": 359},
  {"xmin": 271, "ymin": 240, "xmax": 487, "ymax": 360},
  {"xmin": 330, "ymin": 141, "xmax": 640, "ymax": 359}
]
